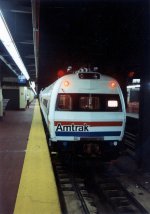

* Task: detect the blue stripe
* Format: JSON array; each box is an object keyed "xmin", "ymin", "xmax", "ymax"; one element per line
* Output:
[{"xmin": 56, "ymin": 131, "xmax": 121, "ymax": 137}]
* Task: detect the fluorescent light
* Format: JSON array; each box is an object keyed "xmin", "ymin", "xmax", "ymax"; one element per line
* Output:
[
  {"xmin": 29, "ymin": 81, "xmax": 37, "ymax": 95},
  {"xmin": 30, "ymin": 81, "xmax": 35, "ymax": 88},
  {"xmin": 132, "ymin": 79, "xmax": 140, "ymax": 84},
  {"xmin": 127, "ymin": 84, "xmax": 140, "ymax": 89},
  {"xmin": 0, "ymin": 9, "xmax": 30, "ymax": 80}
]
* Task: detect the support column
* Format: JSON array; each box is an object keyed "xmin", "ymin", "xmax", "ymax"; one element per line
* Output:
[
  {"xmin": 136, "ymin": 1, "xmax": 150, "ymax": 170},
  {"xmin": 0, "ymin": 62, "xmax": 3, "ymax": 117}
]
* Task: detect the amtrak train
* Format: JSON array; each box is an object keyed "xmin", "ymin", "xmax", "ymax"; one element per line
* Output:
[{"xmin": 40, "ymin": 68, "xmax": 126, "ymax": 158}]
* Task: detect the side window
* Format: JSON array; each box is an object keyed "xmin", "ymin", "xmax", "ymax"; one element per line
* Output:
[
  {"xmin": 43, "ymin": 99, "xmax": 48, "ymax": 108},
  {"xmin": 56, "ymin": 94, "xmax": 72, "ymax": 111}
]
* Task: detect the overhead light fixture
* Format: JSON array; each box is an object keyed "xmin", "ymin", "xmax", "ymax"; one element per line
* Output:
[
  {"xmin": 127, "ymin": 85, "xmax": 140, "ymax": 89},
  {"xmin": 29, "ymin": 81, "xmax": 37, "ymax": 95},
  {"xmin": 0, "ymin": 9, "xmax": 30, "ymax": 80}
]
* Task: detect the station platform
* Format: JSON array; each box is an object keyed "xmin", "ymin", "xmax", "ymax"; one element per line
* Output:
[
  {"xmin": 0, "ymin": 100, "xmax": 61, "ymax": 214},
  {"xmin": 126, "ymin": 112, "xmax": 139, "ymax": 119}
]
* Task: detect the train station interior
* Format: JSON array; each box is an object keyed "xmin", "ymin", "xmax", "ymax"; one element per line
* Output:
[{"xmin": 0, "ymin": 0, "xmax": 150, "ymax": 213}]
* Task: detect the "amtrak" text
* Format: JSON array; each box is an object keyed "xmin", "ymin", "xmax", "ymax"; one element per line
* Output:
[{"xmin": 56, "ymin": 123, "xmax": 89, "ymax": 132}]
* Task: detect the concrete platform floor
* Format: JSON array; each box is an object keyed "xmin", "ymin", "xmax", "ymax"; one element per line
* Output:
[{"xmin": 0, "ymin": 102, "xmax": 35, "ymax": 214}]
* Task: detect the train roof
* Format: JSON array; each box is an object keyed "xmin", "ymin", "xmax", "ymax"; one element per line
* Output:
[
  {"xmin": 59, "ymin": 70, "xmax": 117, "ymax": 82},
  {"xmin": 40, "ymin": 68, "xmax": 118, "ymax": 94}
]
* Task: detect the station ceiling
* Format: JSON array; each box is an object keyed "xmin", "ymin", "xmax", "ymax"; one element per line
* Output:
[
  {"xmin": 0, "ymin": 0, "xmax": 39, "ymax": 82},
  {"xmin": 0, "ymin": 0, "xmax": 149, "ymax": 89}
]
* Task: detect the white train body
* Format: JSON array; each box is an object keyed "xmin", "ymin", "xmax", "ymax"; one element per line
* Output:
[{"xmin": 40, "ymin": 70, "xmax": 126, "ymax": 154}]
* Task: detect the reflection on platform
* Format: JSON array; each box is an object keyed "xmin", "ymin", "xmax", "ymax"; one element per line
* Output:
[{"xmin": 126, "ymin": 112, "xmax": 139, "ymax": 119}]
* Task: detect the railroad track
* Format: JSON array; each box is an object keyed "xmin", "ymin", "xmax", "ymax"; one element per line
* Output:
[
  {"xmin": 94, "ymin": 175, "xmax": 149, "ymax": 214},
  {"xmin": 53, "ymin": 159, "xmax": 98, "ymax": 214},
  {"xmin": 51, "ymin": 153, "xmax": 149, "ymax": 214},
  {"xmin": 123, "ymin": 131, "xmax": 138, "ymax": 157},
  {"xmin": 136, "ymin": 173, "xmax": 150, "ymax": 194}
]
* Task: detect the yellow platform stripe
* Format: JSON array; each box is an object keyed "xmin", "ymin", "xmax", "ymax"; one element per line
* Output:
[{"xmin": 14, "ymin": 100, "xmax": 61, "ymax": 214}]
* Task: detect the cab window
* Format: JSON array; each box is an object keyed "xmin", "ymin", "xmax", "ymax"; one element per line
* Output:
[
  {"xmin": 79, "ymin": 96, "xmax": 100, "ymax": 110},
  {"xmin": 56, "ymin": 94, "xmax": 72, "ymax": 110},
  {"xmin": 56, "ymin": 93, "xmax": 122, "ymax": 112}
]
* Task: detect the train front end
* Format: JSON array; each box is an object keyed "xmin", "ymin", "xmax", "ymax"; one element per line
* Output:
[{"xmin": 50, "ymin": 70, "xmax": 126, "ymax": 158}]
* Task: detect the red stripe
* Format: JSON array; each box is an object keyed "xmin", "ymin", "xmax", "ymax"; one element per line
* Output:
[{"xmin": 54, "ymin": 121, "xmax": 123, "ymax": 126}]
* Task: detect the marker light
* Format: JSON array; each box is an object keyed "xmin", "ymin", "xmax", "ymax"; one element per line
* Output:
[
  {"xmin": 108, "ymin": 80, "xmax": 117, "ymax": 89},
  {"xmin": 57, "ymin": 69, "xmax": 65, "ymax": 78},
  {"xmin": 108, "ymin": 100, "xmax": 118, "ymax": 107},
  {"xmin": 127, "ymin": 84, "xmax": 140, "ymax": 89},
  {"xmin": 64, "ymin": 80, "xmax": 69, "ymax": 87}
]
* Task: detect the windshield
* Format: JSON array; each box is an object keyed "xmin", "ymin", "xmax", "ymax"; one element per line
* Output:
[{"xmin": 56, "ymin": 93, "xmax": 122, "ymax": 112}]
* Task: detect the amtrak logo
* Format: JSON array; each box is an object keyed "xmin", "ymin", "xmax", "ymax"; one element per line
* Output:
[{"xmin": 56, "ymin": 123, "xmax": 89, "ymax": 132}]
